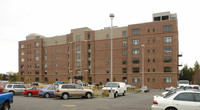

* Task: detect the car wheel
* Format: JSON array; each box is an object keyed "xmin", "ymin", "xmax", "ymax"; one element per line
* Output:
[
  {"xmin": 114, "ymin": 92, "xmax": 118, "ymax": 98},
  {"xmin": 9, "ymin": 91, "xmax": 15, "ymax": 95},
  {"xmin": 44, "ymin": 93, "xmax": 50, "ymax": 98},
  {"xmin": 27, "ymin": 92, "xmax": 32, "ymax": 97},
  {"xmin": 166, "ymin": 107, "xmax": 177, "ymax": 110},
  {"xmin": 2, "ymin": 102, "xmax": 9, "ymax": 110},
  {"xmin": 85, "ymin": 93, "xmax": 92, "ymax": 99},
  {"xmin": 62, "ymin": 93, "xmax": 69, "ymax": 100},
  {"xmin": 123, "ymin": 91, "xmax": 126, "ymax": 96}
]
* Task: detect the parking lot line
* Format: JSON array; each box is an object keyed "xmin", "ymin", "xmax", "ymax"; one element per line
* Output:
[{"xmin": 62, "ymin": 105, "xmax": 77, "ymax": 107}]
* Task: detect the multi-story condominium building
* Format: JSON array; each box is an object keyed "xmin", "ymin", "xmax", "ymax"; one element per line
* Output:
[{"xmin": 19, "ymin": 12, "xmax": 180, "ymax": 89}]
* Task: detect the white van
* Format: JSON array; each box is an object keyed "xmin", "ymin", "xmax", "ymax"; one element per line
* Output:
[{"xmin": 102, "ymin": 82, "xmax": 127, "ymax": 98}]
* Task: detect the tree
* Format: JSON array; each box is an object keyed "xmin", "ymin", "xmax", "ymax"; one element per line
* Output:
[
  {"xmin": 24, "ymin": 76, "xmax": 31, "ymax": 84},
  {"xmin": 179, "ymin": 65, "xmax": 194, "ymax": 82},
  {"xmin": 9, "ymin": 74, "xmax": 19, "ymax": 82},
  {"xmin": 0, "ymin": 75, "xmax": 3, "ymax": 80},
  {"xmin": 192, "ymin": 61, "xmax": 200, "ymax": 85}
]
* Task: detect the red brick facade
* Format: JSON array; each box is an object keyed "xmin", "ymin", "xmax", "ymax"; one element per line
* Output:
[{"xmin": 19, "ymin": 13, "xmax": 179, "ymax": 89}]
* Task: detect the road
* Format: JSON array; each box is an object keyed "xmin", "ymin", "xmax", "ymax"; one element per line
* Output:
[{"xmin": 11, "ymin": 89, "xmax": 164, "ymax": 110}]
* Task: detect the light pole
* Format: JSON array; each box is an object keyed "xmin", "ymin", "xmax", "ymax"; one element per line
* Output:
[
  {"xmin": 141, "ymin": 44, "xmax": 145, "ymax": 88},
  {"xmin": 109, "ymin": 13, "xmax": 114, "ymax": 98}
]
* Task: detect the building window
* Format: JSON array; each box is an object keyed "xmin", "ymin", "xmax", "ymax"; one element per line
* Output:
[
  {"xmin": 106, "ymin": 34, "xmax": 109, "ymax": 38},
  {"xmin": 44, "ymin": 49, "xmax": 47, "ymax": 54},
  {"xmin": 148, "ymin": 59, "xmax": 150, "ymax": 63},
  {"xmin": 164, "ymin": 46, "xmax": 172, "ymax": 53},
  {"xmin": 88, "ymin": 34, "xmax": 92, "ymax": 40},
  {"xmin": 76, "ymin": 35, "xmax": 80, "ymax": 41},
  {"xmin": 88, "ymin": 52, "xmax": 91, "ymax": 58},
  {"xmin": 44, "ymin": 41, "xmax": 47, "ymax": 46},
  {"xmin": 153, "ymin": 39, "xmax": 155, "ymax": 43},
  {"xmin": 153, "ymin": 49, "xmax": 155, "ymax": 53},
  {"xmin": 21, "ymin": 58, "xmax": 24, "ymax": 62},
  {"xmin": 132, "ymin": 29, "xmax": 140, "ymax": 35},
  {"xmin": 55, "ymin": 49, "xmax": 58, "ymax": 53},
  {"xmin": 164, "ymin": 67, "xmax": 172, "ymax": 72},
  {"xmin": 106, "ymin": 78, "xmax": 109, "ymax": 82},
  {"xmin": 35, "ymin": 70, "xmax": 39, "ymax": 74},
  {"xmin": 106, "ymin": 61, "xmax": 109, "ymax": 65},
  {"xmin": 56, "ymin": 64, "xmax": 58, "ymax": 67},
  {"xmin": 122, "ymin": 58, "xmax": 127, "ymax": 65},
  {"xmin": 122, "ymin": 41, "xmax": 127, "ymax": 47},
  {"xmin": 106, "ymin": 52, "xmax": 109, "ymax": 57},
  {"xmin": 163, "ymin": 25, "xmax": 172, "ymax": 32},
  {"xmin": 35, "ymin": 50, "xmax": 39, "ymax": 54},
  {"xmin": 106, "ymin": 70, "xmax": 109, "ymax": 73},
  {"xmin": 106, "ymin": 44, "xmax": 109, "ymax": 48},
  {"xmin": 88, "ymin": 61, "xmax": 91, "ymax": 66},
  {"xmin": 164, "ymin": 56, "xmax": 172, "ymax": 63},
  {"xmin": 153, "ymin": 68, "xmax": 155, "ymax": 72},
  {"xmin": 148, "ymin": 68, "xmax": 150, "ymax": 72},
  {"xmin": 88, "ymin": 44, "xmax": 91, "ymax": 49},
  {"xmin": 76, "ymin": 45, "xmax": 81, "ymax": 67},
  {"xmin": 164, "ymin": 77, "xmax": 172, "ymax": 83},
  {"xmin": 122, "ymin": 31, "xmax": 127, "ymax": 37},
  {"xmin": 44, "ymin": 63, "xmax": 47, "ymax": 68},
  {"xmin": 35, "ymin": 63, "xmax": 39, "ymax": 68},
  {"xmin": 45, "ymin": 77, "xmax": 48, "ymax": 82},
  {"xmin": 55, "ymin": 56, "xmax": 58, "ymax": 60},
  {"xmin": 122, "ymin": 49, "xmax": 127, "ymax": 56},
  {"xmin": 35, "ymin": 77, "xmax": 39, "ymax": 82},
  {"xmin": 148, "ymin": 29, "xmax": 150, "ymax": 33},
  {"xmin": 164, "ymin": 36, "xmax": 172, "ymax": 43},
  {"xmin": 21, "ymin": 51, "xmax": 24, "ymax": 56},
  {"xmin": 67, "ymin": 37, "xmax": 71, "ymax": 42},
  {"xmin": 35, "ymin": 57, "xmax": 39, "ymax": 61},
  {"xmin": 153, "ymin": 78, "xmax": 155, "ymax": 82},
  {"xmin": 132, "ymin": 58, "xmax": 139, "ymax": 64},
  {"xmin": 133, "ymin": 67, "xmax": 140, "ymax": 73},
  {"xmin": 35, "ymin": 42, "xmax": 39, "ymax": 46},
  {"xmin": 132, "ymin": 39, "xmax": 140, "ymax": 45},
  {"xmin": 153, "ymin": 28, "xmax": 155, "ymax": 32},
  {"xmin": 133, "ymin": 48, "xmax": 140, "ymax": 54},
  {"xmin": 44, "ymin": 70, "xmax": 47, "ymax": 74},
  {"xmin": 21, "ymin": 71, "xmax": 24, "ymax": 75},
  {"xmin": 132, "ymin": 77, "xmax": 140, "ymax": 83},
  {"xmin": 21, "ymin": 64, "xmax": 24, "ymax": 69},
  {"xmin": 76, "ymin": 61, "xmax": 81, "ymax": 67},
  {"xmin": 148, "ymin": 49, "xmax": 150, "ymax": 53},
  {"xmin": 122, "ymin": 77, "xmax": 127, "ymax": 82},
  {"xmin": 122, "ymin": 68, "xmax": 127, "ymax": 73},
  {"xmin": 44, "ymin": 56, "xmax": 47, "ymax": 60},
  {"xmin": 21, "ymin": 44, "xmax": 24, "ymax": 48},
  {"xmin": 153, "ymin": 59, "xmax": 155, "ymax": 62}
]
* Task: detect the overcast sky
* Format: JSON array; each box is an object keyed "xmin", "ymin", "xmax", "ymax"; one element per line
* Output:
[{"xmin": 0, "ymin": 0, "xmax": 199, "ymax": 73}]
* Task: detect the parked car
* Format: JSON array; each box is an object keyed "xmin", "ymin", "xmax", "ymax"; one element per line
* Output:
[
  {"xmin": 38, "ymin": 86, "xmax": 56, "ymax": 98},
  {"xmin": 102, "ymin": 82, "xmax": 127, "ymax": 98},
  {"xmin": 165, "ymin": 86, "xmax": 176, "ymax": 91},
  {"xmin": 54, "ymin": 84, "xmax": 93, "ymax": 100},
  {"xmin": 0, "ymin": 92, "xmax": 13, "ymax": 110},
  {"xmin": 183, "ymin": 85, "xmax": 200, "ymax": 90},
  {"xmin": 3, "ymin": 84, "xmax": 26, "ymax": 95},
  {"xmin": 24, "ymin": 87, "xmax": 42, "ymax": 97},
  {"xmin": 140, "ymin": 86, "xmax": 150, "ymax": 92},
  {"xmin": 126, "ymin": 84, "xmax": 136, "ymax": 89},
  {"xmin": 152, "ymin": 90, "xmax": 200, "ymax": 110}
]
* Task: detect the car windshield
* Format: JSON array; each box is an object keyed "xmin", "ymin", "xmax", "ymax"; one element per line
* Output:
[
  {"xmin": 164, "ymin": 89, "xmax": 177, "ymax": 98},
  {"xmin": 104, "ymin": 82, "xmax": 118, "ymax": 87}
]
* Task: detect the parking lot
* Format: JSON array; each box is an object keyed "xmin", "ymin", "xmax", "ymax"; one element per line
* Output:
[{"xmin": 11, "ymin": 89, "xmax": 164, "ymax": 110}]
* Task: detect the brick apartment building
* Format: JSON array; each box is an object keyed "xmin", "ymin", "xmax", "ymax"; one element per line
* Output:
[{"xmin": 19, "ymin": 12, "xmax": 180, "ymax": 89}]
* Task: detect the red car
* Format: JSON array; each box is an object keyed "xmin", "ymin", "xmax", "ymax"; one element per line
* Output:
[
  {"xmin": 24, "ymin": 87, "xmax": 42, "ymax": 97},
  {"xmin": 0, "ymin": 88, "xmax": 4, "ymax": 93}
]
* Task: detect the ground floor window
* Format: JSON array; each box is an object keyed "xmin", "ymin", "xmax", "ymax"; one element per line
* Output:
[
  {"xmin": 164, "ymin": 77, "xmax": 172, "ymax": 83},
  {"xmin": 132, "ymin": 77, "xmax": 140, "ymax": 83}
]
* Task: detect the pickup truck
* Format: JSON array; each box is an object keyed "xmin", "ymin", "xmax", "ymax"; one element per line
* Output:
[{"xmin": 0, "ymin": 93, "xmax": 13, "ymax": 110}]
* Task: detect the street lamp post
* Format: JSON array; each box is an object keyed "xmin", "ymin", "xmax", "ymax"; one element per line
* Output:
[
  {"xmin": 109, "ymin": 13, "xmax": 114, "ymax": 98},
  {"xmin": 141, "ymin": 44, "xmax": 145, "ymax": 88}
]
